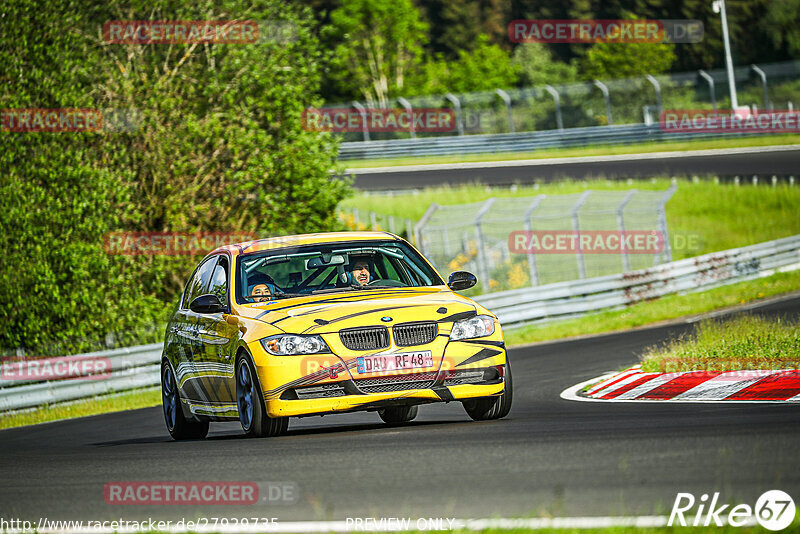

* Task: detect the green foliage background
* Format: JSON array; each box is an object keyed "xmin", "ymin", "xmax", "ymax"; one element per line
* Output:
[{"xmin": 0, "ymin": 0, "xmax": 349, "ymax": 354}]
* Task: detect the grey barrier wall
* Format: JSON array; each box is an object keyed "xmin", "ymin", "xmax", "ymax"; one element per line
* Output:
[{"xmin": 2, "ymin": 234, "xmax": 798, "ymax": 412}]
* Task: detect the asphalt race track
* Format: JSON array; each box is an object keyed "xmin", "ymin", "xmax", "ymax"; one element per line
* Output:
[
  {"xmin": 349, "ymin": 146, "xmax": 800, "ymax": 189},
  {"xmin": 1, "ymin": 296, "xmax": 799, "ymax": 523}
]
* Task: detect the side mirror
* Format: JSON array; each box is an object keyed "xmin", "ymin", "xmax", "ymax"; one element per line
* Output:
[
  {"xmin": 190, "ymin": 294, "xmax": 226, "ymax": 314},
  {"xmin": 447, "ymin": 271, "xmax": 477, "ymax": 291}
]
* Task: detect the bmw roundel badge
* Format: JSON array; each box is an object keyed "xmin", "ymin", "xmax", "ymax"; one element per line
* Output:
[{"xmin": 381, "ymin": 316, "xmax": 393, "ymax": 322}]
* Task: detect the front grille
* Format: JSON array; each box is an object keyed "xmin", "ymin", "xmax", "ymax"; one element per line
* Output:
[
  {"xmin": 354, "ymin": 371, "xmax": 438, "ymax": 393},
  {"xmin": 393, "ymin": 322, "xmax": 438, "ymax": 346},
  {"xmin": 340, "ymin": 326, "xmax": 390, "ymax": 351}
]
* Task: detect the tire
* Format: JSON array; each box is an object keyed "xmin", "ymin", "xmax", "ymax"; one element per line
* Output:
[
  {"xmin": 462, "ymin": 360, "xmax": 513, "ymax": 421},
  {"xmin": 378, "ymin": 405, "xmax": 418, "ymax": 424},
  {"xmin": 236, "ymin": 354, "xmax": 289, "ymax": 438},
  {"xmin": 161, "ymin": 361, "xmax": 209, "ymax": 440}
]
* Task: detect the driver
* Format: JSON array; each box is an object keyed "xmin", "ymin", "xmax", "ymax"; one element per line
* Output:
[
  {"xmin": 251, "ymin": 283, "xmax": 272, "ymax": 302},
  {"xmin": 348, "ymin": 256, "xmax": 372, "ymax": 286},
  {"xmin": 247, "ymin": 272, "xmax": 277, "ymax": 302}
]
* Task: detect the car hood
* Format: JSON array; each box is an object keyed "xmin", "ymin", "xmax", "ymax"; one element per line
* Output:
[{"xmin": 236, "ymin": 287, "xmax": 482, "ymax": 334}]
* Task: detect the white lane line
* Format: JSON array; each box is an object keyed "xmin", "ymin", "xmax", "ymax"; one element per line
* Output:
[
  {"xmin": 346, "ymin": 144, "xmax": 800, "ymax": 174},
  {"xmin": 673, "ymin": 370, "xmax": 781, "ymax": 400},
  {"xmin": 13, "ymin": 515, "xmax": 760, "ymax": 533}
]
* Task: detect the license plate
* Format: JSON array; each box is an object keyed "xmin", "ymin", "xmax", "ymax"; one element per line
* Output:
[{"xmin": 356, "ymin": 351, "xmax": 433, "ymax": 374}]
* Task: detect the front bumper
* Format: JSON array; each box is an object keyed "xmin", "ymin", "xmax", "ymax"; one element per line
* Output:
[{"xmin": 250, "ymin": 329, "xmax": 508, "ymax": 418}]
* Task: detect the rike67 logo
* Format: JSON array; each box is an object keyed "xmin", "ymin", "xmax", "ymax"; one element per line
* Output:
[{"xmin": 669, "ymin": 490, "xmax": 796, "ymax": 531}]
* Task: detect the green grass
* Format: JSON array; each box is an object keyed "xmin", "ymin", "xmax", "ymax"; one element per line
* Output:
[
  {"xmin": 341, "ymin": 179, "xmax": 800, "ymax": 262},
  {"xmin": 639, "ymin": 315, "xmax": 800, "ymax": 373},
  {"xmin": 504, "ymin": 270, "xmax": 800, "ymax": 347},
  {"xmin": 342, "ymin": 134, "xmax": 800, "ymax": 168},
  {"xmin": 0, "ymin": 387, "xmax": 160, "ymax": 430}
]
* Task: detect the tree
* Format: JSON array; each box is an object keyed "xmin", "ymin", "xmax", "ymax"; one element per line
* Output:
[
  {"xmin": 0, "ymin": 0, "xmax": 349, "ymax": 353},
  {"xmin": 512, "ymin": 43, "xmax": 579, "ymax": 87},
  {"xmin": 580, "ymin": 42, "xmax": 676, "ymax": 80},
  {"xmin": 324, "ymin": 0, "xmax": 428, "ymax": 106}
]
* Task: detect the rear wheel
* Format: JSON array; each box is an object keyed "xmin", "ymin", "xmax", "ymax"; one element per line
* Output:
[
  {"xmin": 236, "ymin": 354, "xmax": 288, "ymax": 438},
  {"xmin": 161, "ymin": 362, "xmax": 209, "ymax": 440},
  {"xmin": 378, "ymin": 405, "xmax": 418, "ymax": 424},
  {"xmin": 462, "ymin": 361, "xmax": 513, "ymax": 421}
]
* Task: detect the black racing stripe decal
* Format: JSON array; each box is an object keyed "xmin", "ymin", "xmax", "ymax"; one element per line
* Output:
[
  {"xmin": 262, "ymin": 357, "xmax": 362, "ymax": 400},
  {"xmin": 456, "ymin": 348, "xmax": 501, "ymax": 367},
  {"xmin": 459, "ymin": 339, "xmax": 506, "ymax": 348},
  {"xmin": 437, "ymin": 310, "xmax": 477, "ymax": 323},
  {"xmin": 431, "ymin": 386, "xmax": 455, "ymax": 401}
]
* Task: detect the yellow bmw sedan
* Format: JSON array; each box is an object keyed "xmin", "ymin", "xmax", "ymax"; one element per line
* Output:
[{"xmin": 161, "ymin": 232, "xmax": 512, "ymax": 440}]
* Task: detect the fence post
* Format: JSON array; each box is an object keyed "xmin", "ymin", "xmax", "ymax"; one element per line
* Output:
[
  {"xmin": 406, "ymin": 219, "xmax": 414, "ymax": 243},
  {"xmin": 495, "ymin": 88, "xmax": 514, "ymax": 133},
  {"xmin": 444, "ymin": 93, "xmax": 464, "ymax": 136},
  {"xmin": 474, "ymin": 198, "xmax": 498, "ymax": 289},
  {"xmin": 414, "ymin": 203, "xmax": 440, "ymax": 255},
  {"xmin": 370, "ymin": 211, "xmax": 378, "ymax": 230},
  {"xmin": 388, "ymin": 215, "xmax": 396, "ymax": 234},
  {"xmin": 698, "ymin": 70, "xmax": 717, "ymax": 112},
  {"xmin": 523, "ymin": 194, "xmax": 546, "ymax": 286},
  {"xmin": 397, "ymin": 97, "xmax": 415, "ymax": 139},
  {"xmin": 351, "ymin": 101, "xmax": 370, "ymax": 142},
  {"xmin": 656, "ymin": 184, "xmax": 678, "ymax": 264},
  {"xmin": 572, "ymin": 191, "xmax": 592, "ymax": 279},
  {"xmin": 592, "ymin": 80, "xmax": 613, "ymax": 125},
  {"xmin": 750, "ymin": 65, "xmax": 771, "ymax": 110},
  {"xmin": 645, "ymin": 75, "xmax": 662, "ymax": 117},
  {"xmin": 616, "ymin": 190, "xmax": 637, "ymax": 272},
  {"xmin": 544, "ymin": 85, "xmax": 563, "ymax": 130}
]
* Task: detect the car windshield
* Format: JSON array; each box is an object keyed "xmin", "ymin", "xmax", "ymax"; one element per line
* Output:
[{"xmin": 236, "ymin": 240, "xmax": 444, "ymax": 303}]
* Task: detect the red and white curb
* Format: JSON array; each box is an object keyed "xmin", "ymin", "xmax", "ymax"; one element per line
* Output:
[{"xmin": 561, "ymin": 365, "xmax": 800, "ymax": 403}]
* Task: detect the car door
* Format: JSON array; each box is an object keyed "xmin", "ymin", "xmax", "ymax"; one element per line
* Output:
[
  {"xmin": 172, "ymin": 256, "xmax": 218, "ymax": 404},
  {"xmin": 194, "ymin": 255, "xmax": 239, "ymax": 411}
]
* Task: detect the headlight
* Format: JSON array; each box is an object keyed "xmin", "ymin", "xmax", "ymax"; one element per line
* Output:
[
  {"xmin": 449, "ymin": 315, "xmax": 495, "ymax": 341},
  {"xmin": 261, "ymin": 335, "xmax": 331, "ymax": 355}
]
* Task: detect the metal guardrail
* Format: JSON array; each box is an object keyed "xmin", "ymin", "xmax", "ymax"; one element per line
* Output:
[
  {"xmin": 338, "ymin": 124, "xmax": 763, "ymax": 160},
  {"xmin": 475, "ymin": 234, "xmax": 800, "ymax": 327},
  {"xmin": 0, "ymin": 344, "xmax": 162, "ymax": 412},
  {"xmin": 1, "ymin": 234, "xmax": 798, "ymax": 412}
]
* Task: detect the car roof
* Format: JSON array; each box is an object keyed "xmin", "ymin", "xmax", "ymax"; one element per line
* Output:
[{"xmin": 213, "ymin": 231, "xmax": 401, "ymax": 256}]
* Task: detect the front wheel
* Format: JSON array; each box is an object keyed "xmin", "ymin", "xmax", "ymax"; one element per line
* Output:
[
  {"xmin": 236, "ymin": 354, "xmax": 288, "ymax": 438},
  {"xmin": 462, "ymin": 361, "xmax": 513, "ymax": 421},
  {"xmin": 378, "ymin": 405, "xmax": 418, "ymax": 424},
  {"xmin": 161, "ymin": 361, "xmax": 209, "ymax": 440}
]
